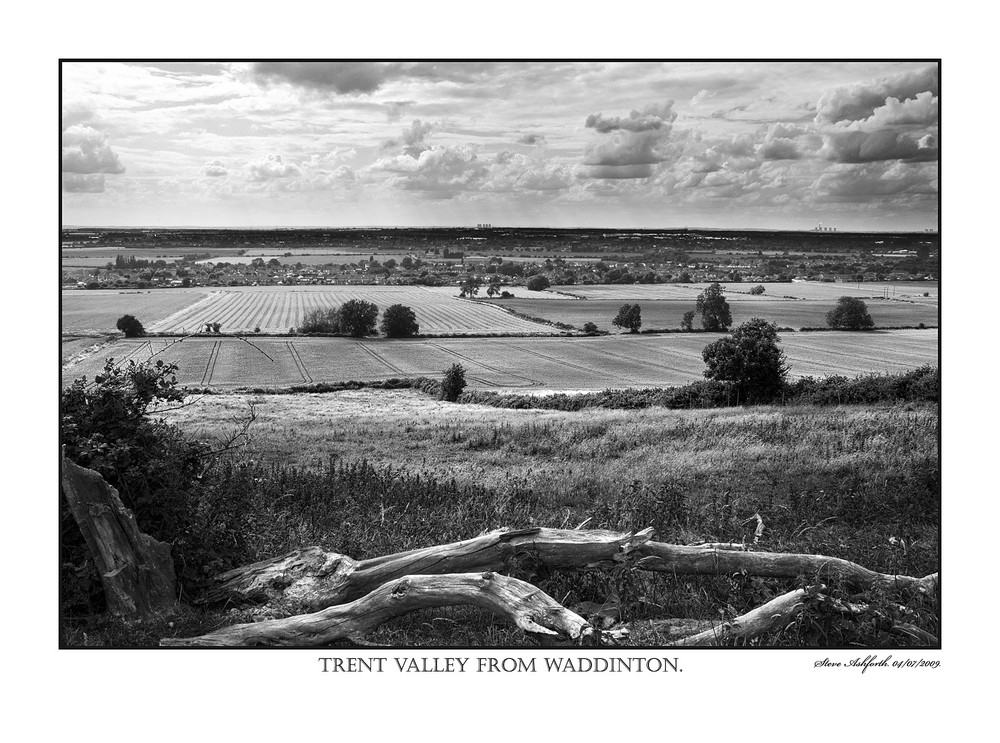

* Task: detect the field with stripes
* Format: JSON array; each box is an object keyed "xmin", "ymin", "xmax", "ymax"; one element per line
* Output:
[
  {"xmin": 63, "ymin": 286, "xmax": 551, "ymax": 336},
  {"xmin": 63, "ymin": 330, "xmax": 938, "ymax": 392}
]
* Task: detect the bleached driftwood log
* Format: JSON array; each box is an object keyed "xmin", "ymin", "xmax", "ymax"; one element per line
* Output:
[
  {"xmin": 635, "ymin": 542, "xmax": 938, "ymax": 593},
  {"xmin": 61, "ymin": 455, "xmax": 176, "ymax": 618},
  {"xmin": 200, "ymin": 526, "xmax": 655, "ymax": 611},
  {"xmin": 162, "ymin": 572, "xmax": 592, "ymax": 647},
  {"xmin": 670, "ymin": 586, "xmax": 817, "ymax": 646}
]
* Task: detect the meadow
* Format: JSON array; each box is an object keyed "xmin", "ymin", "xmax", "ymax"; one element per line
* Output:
[
  {"xmin": 61, "ymin": 288, "xmax": 213, "ymax": 334},
  {"xmin": 62, "ymin": 330, "xmax": 939, "ymax": 392},
  {"xmin": 128, "ymin": 390, "xmax": 938, "ymax": 647}
]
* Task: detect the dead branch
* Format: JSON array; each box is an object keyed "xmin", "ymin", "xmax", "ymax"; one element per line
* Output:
[
  {"xmin": 635, "ymin": 542, "xmax": 938, "ymax": 594},
  {"xmin": 162, "ymin": 572, "xmax": 592, "ymax": 647},
  {"xmin": 670, "ymin": 586, "xmax": 818, "ymax": 646},
  {"xmin": 200, "ymin": 526, "xmax": 654, "ymax": 611}
]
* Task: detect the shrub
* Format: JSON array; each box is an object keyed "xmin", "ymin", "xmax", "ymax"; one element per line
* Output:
[
  {"xmin": 827, "ymin": 296, "xmax": 875, "ymax": 329},
  {"xmin": 300, "ymin": 307, "xmax": 340, "ymax": 334},
  {"xmin": 339, "ymin": 299, "xmax": 379, "ymax": 337},
  {"xmin": 526, "ymin": 275, "xmax": 551, "ymax": 291},
  {"xmin": 582, "ymin": 321, "xmax": 599, "ymax": 333},
  {"xmin": 441, "ymin": 363, "xmax": 467, "ymax": 402},
  {"xmin": 380, "ymin": 304, "xmax": 420, "ymax": 338},
  {"xmin": 749, "ymin": 285, "xmax": 766, "ymax": 295},
  {"xmin": 680, "ymin": 310, "xmax": 695, "ymax": 331},
  {"xmin": 116, "ymin": 314, "xmax": 145, "ymax": 338}
]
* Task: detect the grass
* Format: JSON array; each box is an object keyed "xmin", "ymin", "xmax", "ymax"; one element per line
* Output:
[{"xmin": 65, "ymin": 389, "xmax": 938, "ymax": 648}]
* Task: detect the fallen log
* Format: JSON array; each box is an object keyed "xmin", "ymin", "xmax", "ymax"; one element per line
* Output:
[
  {"xmin": 670, "ymin": 586, "xmax": 817, "ymax": 646},
  {"xmin": 200, "ymin": 526, "xmax": 655, "ymax": 611},
  {"xmin": 635, "ymin": 542, "xmax": 938, "ymax": 594},
  {"xmin": 61, "ymin": 455, "xmax": 176, "ymax": 618},
  {"xmin": 162, "ymin": 572, "xmax": 592, "ymax": 647}
]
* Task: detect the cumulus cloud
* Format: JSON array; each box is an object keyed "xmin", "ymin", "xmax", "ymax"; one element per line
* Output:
[
  {"xmin": 819, "ymin": 130, "xmax": 938, "ymax": 163},
  {"xmin": 848, "ymin": 91, "xmax": 939, "ymax": 130},
  {"xmin": 486, "ymin": 151, "xmax": 572, "ymax": 192},
  {"xmin": 373, "ymin": 145, "xmax": 488, "ymax": 196},
  {"xmin": 808, "ymin": 161, "xmax": 938, "ymax": 203},
  {"xmin": 202, "ymin": 159, "xmax": 228, "ymax": 177},
  {"xmin": 385, "ymin": 101, "xmax": 411, "ymax": 122},
  {"xmin": 583, "ymin": 164, "xmax": 654, "ymax": 179},
  {"xmin": 517, "ymin": 133, "xmax": 546, "ymax": 146},
  {"xmin": 381, "ymin": 120, "xmax": 433, "ymax": 158},
  {"xmin": 585, "ymin": 101, "xmax": 677, "ymax": 133},
  {"xmin": 815, "ymin": 65, "xmax": 938, "ymax": 125},
  {"xmin": 757, "ymin": 124, "xmax": 809, "ymax": 161},
  {"xmin": 247, "ymin": 154, "xmax": 301, "ymax": 181},
  {"xmin": 61, "ymin": 125, "xmax": 125, "ymax": 175},
  {"xmin": 62, "ymin": 173, "xmax": 106, "ymax": 193}
]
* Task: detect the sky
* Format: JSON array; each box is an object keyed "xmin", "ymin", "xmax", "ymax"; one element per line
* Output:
[{"xmin": 61, "ymin": 61, "xmax": 939, "ymax": 231}]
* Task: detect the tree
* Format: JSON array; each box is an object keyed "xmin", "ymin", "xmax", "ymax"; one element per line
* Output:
[
  {"xmin": 702, "ymin": 318, "xmax": 789, "ymax": 403},
  {"xmin": 486, "ymin": 281, "xmax": 502, "ymax": 298},
  {"xmin": 380, "ymin": 304, "xmax": 420, "ymax": 338},
  {"xmin": 612, "ymin": 303, "xmax": 642, "ymax": 333},
  {"xmin": 826, "ymin": 296, "xmax": 875, "ymax": 329},
  {"xmin": 339, "ymin": 299, "xmax": 379, "ymax": 337},
  {"xmin": 680, "ymin": 310, "xmax": 695, "ymax": 331},
  {"xmin": 696, "ymin": 282, "xmax": 733, "ymax": 331},
  {"xmin": 526, "ymin": 275, "xmax": 550, "ymax": 291},
  {"xmin": 749, "ymin": 285, "xmax": 766, "ymax": 295},
  {"xmin": 582, "ymin": 321, "xmax": 599, "ymax": 334},
  {"xmin": 459, "ymin": 276, "xmax": 481, "ymax": 298},
  {"xmin": 116, "ymin": 314, "xmax": 145, "ymax": 338},
  {"xmin": 441, "ymin": 363, "xmax": 467, "ymax": 402}
]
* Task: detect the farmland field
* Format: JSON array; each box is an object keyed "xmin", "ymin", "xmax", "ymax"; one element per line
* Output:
[
  {"xmin": 63, "ymin": 330, "xmax": 938, "ymax": 392},
  {"xmin": 557, "ymin": 280, "xmax": 938, "ymax": 304},
  {"xmin": 488, "ymin": 297, "xmax": 939, "ymax": 332},
  {"xmin": 61, "ymin": 289, "xmax": 214, "ymax": 334}
]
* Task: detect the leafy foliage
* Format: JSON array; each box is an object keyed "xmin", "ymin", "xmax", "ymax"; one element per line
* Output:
[
  {"xmin": 339, "ymin": 299, "xmax": 379, "ymax": 337},
  {"xmin": 827, "ymin": 296, "xmax": 875, "ymax": 329},
  {"xmin": 612, "ymin": 303, "xmax": 642, "ymax": 333},
  {"xmin": 380, "ymin": 304, "xmax": 420, "ymax": 338},
  {"xmin": 696, "ymin": 282, "xmax": 733, "ymax": 331},
  {"xmin": 299, "ymin": 307, "xmax": 341, "ymax": 334},
  {"xmin": 526, "ymin": 274, "xmax": 551, "ymax": 291},
  {"xmin": 702, "ymin": 318, "xmax": 790, "ymax": 403},
  {"xmin": 61, "ymin": 359, "xmax": 218, "ymax": 612},
  {"xmin": 749, "ymin": 284, "xmax": 766, "ymax": 295},
  {"xmin": 115, "ymin": 314, "xmax": 145, "ymax": 338},
  {"xmin": 440, "ymin": 363, "xmax": 467, "ymax": 402},
  {"xmin": 582, "ymin": 321, "xmax": 599, "ymax": 334},
  {"xmin": 459, "ymin": 276, "xmax": 481, "ymax": 298},
  {"xmin": 680, "ymin": 310, "xmax": 695, "ymax": 331}
]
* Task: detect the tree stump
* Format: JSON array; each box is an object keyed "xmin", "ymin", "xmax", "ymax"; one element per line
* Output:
[{"xmin": 61, "ymin": 455, "xmax": 176, "ymax": 618}]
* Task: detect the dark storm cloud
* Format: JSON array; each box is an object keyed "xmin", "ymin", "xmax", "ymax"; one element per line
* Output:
[
  {"xmin": 250, "ymin": 62, "xmax": 498, "ymax": 96},
  {"xmin": 815, "ymin": 65, "xmax": 938, "ymax": 125},
  {"xmin": 517, "ymin": 133, "xmax": 546, "ymax": 146}
]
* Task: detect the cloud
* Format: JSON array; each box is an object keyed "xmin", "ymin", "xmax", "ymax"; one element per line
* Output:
[
  {"xmin": 252, "ymin": 62, "xmax": 394, "ymax": 95},
  {"xmin": 373, "ymin": 145, "xmax": 488, "ymax": 196},
  {"xmin": 819, "ymin": 130, "xmax": 938, "ymax": 163},
  {"xmin": 381, "ymin": 119, "xmax": 433, "ymax": 158},
  {"xmin": 815, "ymin": 65, "xmax": 938, "ymax": 125},
  {"xmin": 247, "ymin": 154, "xmax": 301, "ymax": 181},
  {"xmin": 485, "ymin": 151, "xmax": 573, "ymax": 192},
  {"xmin": 585, "ymin": 101, "xmax": 677, "ymax": 133},
  {"xmin": 202, "ymin": 159, "xmax": 228, "ymax": 177},
  {"xmin": 61, "ymin": 125, "xmax": 125, "ymax": 174},
  {"xmin": 848, "ymin": 91, "xmax": 939, "ymax": 130},
  {"xmin": 385, "ymin": 101, "xmax": 411, "ymax": 122},
  {"xmin": 517, "ymin": 133, "xmax": 546, "ymax": 146},
  {"xmin": 808, "ymin": 161, "xmax": 938, "ymax": 203},
  {"xmin": 690, "ymin": 89, "xmax": 714, "ymax": 106},
  {"xmin": 583, "ymin": 164, "xmax": 654, "ymax": 179},
  {"xmin": 62, "ymin": 173, "xmax": 106, "ymax": 193},
  {"xmin": 757, "ymin": 124, "xmax": 809, "ymax": 161}
]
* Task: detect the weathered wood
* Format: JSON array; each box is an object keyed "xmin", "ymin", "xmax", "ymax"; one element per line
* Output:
[
  {"xmin": 635, "ymin": 542, "xmax": 938, "ymax": 593},
  {"xmin": 200, "ymin": 526, "xmax": 654, "ymax": 611},
  {"xmin": 61, "ymin": 456, "xmax": 176, "ymax": 618},
  {"xmin": 162, "ymin": 572, "xmax": 592, "ymax": 647},
  {"xmin": 671, "ymin": 586, "xmax": 817, "ymax": 646}
]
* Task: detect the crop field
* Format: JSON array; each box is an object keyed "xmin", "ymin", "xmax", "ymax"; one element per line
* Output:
[
  {"xmin": 557, "ymin": 280, "xmax": 938, "ymax": 304},
  {"xmin": 61, "ymin": 289, "xmax": 214, "ymax": 334},
  {"xmin": 489, "ymin": 297, "xmax": 939, "ymax": 332},
  {"xmin": 63, "ymin": 330, "xmax": 938, "ymax": 392},
  {"xmin": 144, "ymin": 286, "xmax": 551, "ymax": 335}
]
